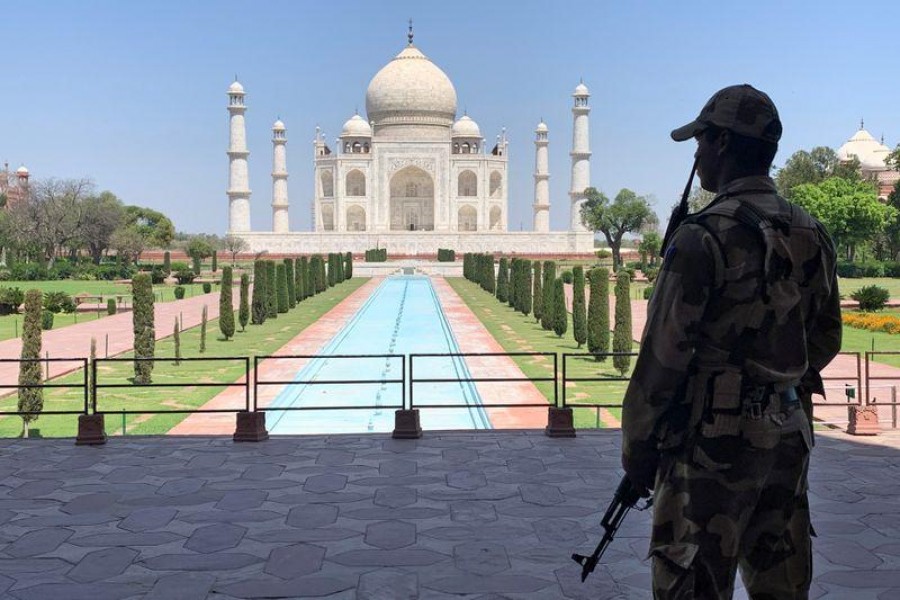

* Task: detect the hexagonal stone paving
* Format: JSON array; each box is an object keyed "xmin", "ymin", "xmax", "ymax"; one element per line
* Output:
[
  {"xmin": 287, "ymin": 504, "xmax": 338, "ymax": 528},
  {"xmin": 374, "ymin": 486, "xmax": 417, "ymax": 508},
  {"xmin": 303, "ymin": 473, "xmax": 347, "ymax": 493},
  {"xmin": 453, "ymin": 542, "xmax": 510, "ymax": 575},
  {"xmin": 184, "ymin": 523, "xmax": 247, "ymax": 553},
  {"xmin": 264, "ymin": 543, "xmax": 326, "ymax": 578},
  {"xmin": 447, "ymin": 470, "xmax": 487, "ymax": 490},
  {"xmin": 6, "ymin": 528, "xmax": 73, "ymax": 558},
  {"xmin": 365, "ymin": 520, "xmax": 417, "ymax": 550},
  {"xmin": 358, "ymin": 568, "xmax": 418, "ymax": 600},
  {"xmin": 68, "ymin": 547, "xmax": 138, "ymax": 583},
  {"xmin": 118, "ymin": 507, "xmax": 177, "ymax": 532}
]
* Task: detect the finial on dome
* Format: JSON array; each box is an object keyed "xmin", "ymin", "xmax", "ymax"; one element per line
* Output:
[
  {"xmin": 408, "ymin": 18, "xmax": 414, "ymax": 45},
  {"xmin": 860, "ymin": 118, "xmax": 865, "ymax": 130}
]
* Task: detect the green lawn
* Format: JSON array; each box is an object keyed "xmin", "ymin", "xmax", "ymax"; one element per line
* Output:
[
  {"xmin": 0, "ymin": 282, "xmax": 218, "ymax": 342},
  {"xmin": 0, "ymin": 278, "xmax": 368, "ymax": 438},
  {"xmin": 447, "ymin": 277, "xmax": 636, "ymax": 429},
  {"xmin": 840, "ymin": 278, "xmax": 900, "ymax": 300},
  {"xmin": 839, "ymin": 323, "xmax": 900, "ymax": 369}
]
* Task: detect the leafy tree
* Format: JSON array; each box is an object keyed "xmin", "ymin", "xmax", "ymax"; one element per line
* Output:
[
  {"xmin": 211, "ymin": 251, "xmax": 218, "ymax": 273},
  {"xmin": 580, "ymin": 187, "xmax": 655, "ymax": 268},
  {"xmin": 572, "ymin": 266, "xmax": 587, "ymax": 348},
  {"xmin": 775, "ymin": 146, "xmax": 860, "ymax": 198},
  {"xmin": 552, "ymin": 279, "xmax": 567, "ymax": 338},
  {"xmin": 613, "ymin": 270, "xmax": 632, "ymax": 375},
  {"xmin": 266, "ymin": 261, "xmax": 278, "ymax": 318},
  {"xmin": 131, "ymin": 273, "xmax": 155, "ymax": 384},
  {"xmin": 687, "ymin": 185, "xmax": 716, "ymax": 213},
  {"xmin": 80, "ymin": 190, "xmax": 125, "ymax": 264},
  {"xmin": 222, "ymin": 234, "xmax": 249, "ymax": 266},
  {"xmin": 219, "ymin": 266, "xmax": 235, "ymax": 340},
  {"xmin": 887, "ymin": 145, "xmax": 900, "ymax": 171},
  {"xmin": 187, "ymin": 238, "xmax": 213, "ymax": 263},
  {"xmin": 791, "ymin": 177, "xmax": 897, "ymax": 260},
  {"xmin": 284, "ymin": 259, "xmax": 296, "ymax": 309},
  {"xmin": 496, "ymin": 258, "xmax": 509, "ymax": 302},
  {"xmin": 238, "ymin": 273, "xmax": 250, "ymax": 332},
  {"xmin": 192, "ymin": 255, "xmax": 201, "ymax": 276},
  {"xmin": 173, "ymin": 318, "xmax": 181, "ymax": 365},
  {"xmin": 17, "ymin": 289, "xmax": 43, "ymax": 437},
  {"xmin": 250, "ymin": 260, "xmax": 267, "ymax": 325},
  {"xmin": 883, "ymin": 182, "xmax": 900, "ymax": 260},
  {"xmin": 541, "ymin": 260, "xmax": 555, "ymax": 331},
  {"xmin": 109, "ymin": 226, "xmax": 146, "ymax": 266},
  {"xmin": 199, "ymin": 305, "xmax": 207, "ymax": 353},
  {"xmin": 532, "ymin": 261, "xmax": 543, "ymax": 323},
  {"xmin": 588, "ymin": 268, "xmax": 610, "ymax": 361},
  {"xmin": 276, "ymin": 263, "xmax": 289, "ymax": 313},
  {"xmin": 162, "ymin": 251, "xmax": 171, "ymax": 273},
  {"xmin": 638, "ymin": 232, "xmax": 662, "ymax": 267},
  {"xmin": 123, "ymin": 205, "xmax": 175, "ymax": 249}
]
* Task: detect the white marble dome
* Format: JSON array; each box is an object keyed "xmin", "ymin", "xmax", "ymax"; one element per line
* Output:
[
  {"xmin": 536, "ymin": 121, "xmax": 548, "ymax": 132},
  {"xmin": 838, "ymin": 128, "xmax": 891, "ymax": 171},
  {"xmin": 341, "ymin": 114, "xmax": 373, "ymax": 137},
  {"xmin": 228, "ymin": 80, "xmax": 245, "ymax": 94},
  {"xmin": 15, "ymin": 165, "xmax": 28, "ymax": 175},
  {"xmin": 272, "ymin": 119, "xmax": 285, "ymax": 131},
  {"xmin": 574, "ymin": 82, "xmax": 590, "ymax": 96},
  {"xmin": 451, "ymin": 115, "xmax": 481, "ymax": 138},
  {"xmin": 365, "ymin": 45, "xmax": 457, "ymax": 127}
]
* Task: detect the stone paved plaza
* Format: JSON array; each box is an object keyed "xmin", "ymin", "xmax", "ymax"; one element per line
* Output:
[{"xmin": 0, "ymin": 430, "xmax": 899, "ymax": 599}]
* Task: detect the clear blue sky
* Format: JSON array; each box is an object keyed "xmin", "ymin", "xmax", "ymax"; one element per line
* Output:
[{"xmin": 4, "ymin": 0, "xmax": 898, "ymax": 234}]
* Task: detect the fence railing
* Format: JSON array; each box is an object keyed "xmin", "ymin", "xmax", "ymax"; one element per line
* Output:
[
  {"xmin": 253, "ymin": 354, "xmax": 404, "ymax": 412},
  {"xmin": 92, "ymin": 356, "xmax": 251, "ymax": 415},
  {"xmin": 0, "ymin": 358, "xmax": 89, "ymax": 416},
  {"xmin": 560, "ymin": 352, "xmax": 637, "ymax": 428},
  {"xmin": 409, "ymin": 352, "xmax": 557, "ymax": 409}
]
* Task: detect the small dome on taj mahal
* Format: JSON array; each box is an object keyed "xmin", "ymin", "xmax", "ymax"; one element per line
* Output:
[
  {"xmin": 272, "ymin": 119, "xmax": 285, "ymax": 130},
  {"xmin": 341, "ymin": 114, "xmax": 373, "ymax": 137},
  {"xmin": 573, "ymin": 81, "xmax": 590, "ymax": 96},
  {"xmin": 451, "ymin": 115, "xmax": 481, "ymax": 138},
  {"xmin": 229, "ymin": 80, "xmax": 245, "ymax": 94}
]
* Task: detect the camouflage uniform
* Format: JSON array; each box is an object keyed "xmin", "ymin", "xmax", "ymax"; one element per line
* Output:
[{"xmin": 621, "ymin": 86, "xmax": 842, "ymax": 599}]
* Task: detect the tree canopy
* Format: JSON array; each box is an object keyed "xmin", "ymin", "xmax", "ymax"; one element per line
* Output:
[
  {"xmin": 580, "ymin": 187, "xmax": 655, "ymax": 267},
  {"xmin": 775, "ymin": 146, "xmax": 860, "ymax": 198},
  {"xmin": 791, "ymin": 177, "xmax": 897, "ymax": 260},
  {"xmin": 123, "ymin": 205, "xmax": 175, "ymax": 249}
]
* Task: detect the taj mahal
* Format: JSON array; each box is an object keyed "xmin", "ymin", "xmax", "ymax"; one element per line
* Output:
[{"xmin": 228, "ymin": 28, "xmax": 594, "ymax": 255}]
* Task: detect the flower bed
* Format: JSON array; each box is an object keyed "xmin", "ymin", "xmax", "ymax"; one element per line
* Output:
[{"xmin": 843, "ymin": 312, "xmax": 900, "ymax": 335}]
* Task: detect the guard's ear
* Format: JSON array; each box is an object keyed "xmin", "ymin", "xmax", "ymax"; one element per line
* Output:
[{"xmin": 716, "ymin": 129, "xmax": 731, "ymax": 156}]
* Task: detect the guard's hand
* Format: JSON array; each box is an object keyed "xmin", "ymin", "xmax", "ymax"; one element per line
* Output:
[{"xmin": 621, "ymin": 453, "xmax": 657, "ymax": 497}]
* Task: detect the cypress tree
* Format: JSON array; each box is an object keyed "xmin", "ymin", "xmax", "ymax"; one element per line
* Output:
[
  {"xmin": 485, "ymin": 254, "xmax": 496, "ymax": 294},
  {"xmin": 336, "ymin": 252, "xmax": 344, "ymax": 283},
  {"xmin": 613, "ymin": 270, "xmax": 632, "ymax": 375},
  {"xmin": 327, "ymin": 254, "xmax": 336, "ymax": 287},
  {"xmin": 276, "ymin": 263, "xmax": 289, "ymax": 313},
  {"xmin": 572, "ymin": 266, "xmax": 587, "ymax": 348},
  {"xmin": 162, "ymin": 251, "xmax": 171, "ymax": 273},
  {"xmin": 238, "ymin": 273, "xmax": 250, "ymax": 332},
  {"xmin": 200, "ymin": 305, "xmax": 207, "ymax": 353},
  {"xmin": 173, "ymin": 318, "xmax": 181, "ymax": 365},
  {"xmin": 219, "ymin": 266, "xmax": 235, "ymax": 340},
  {"xmin": 192, "ymin": 255, "xmax": 201, "ymax": 276},
  {"xmin": 283, "ymin": 259, "xmax": 296, "ymax": 309},
  {"xmin": 496, "ymin": 258, "xmax": 509, "ymax": 302},
  {"xmin": 132, "ymin": 273, "xmax": 155, "ymax": 384},
  {"xmin": 507, "ymin": 259, "xmax": 518, "ymax": 308},
  {"xmin": 522, "ymin": 260, "xmax": 533, "ymax": 317},
  {"xmin": 299, "ymin": 256, "xmax": 309, "ymax": 300},
  {"xmin": 541, "ymin": 261, "xmax": 555, "ymax": 330},
  {"xmin": 250, "ymin": 260, "xmax": 267, "ymax": 325},
  {"xmin": 266, "ymin": 260, "xmax": 278, "ymax": 318},
  {"xmin": 17, "ymin": 289, "xmax": 42, "ymax": 437},
  {"xmin": 532, "ymin": 261, "xmax": 543, "ymax": 323},
  {"xmin": 588, "ymin": 268, "xmax": 610, "ymax": 361},
  {"xmin": 345, "ymin": 252, "xmax": 352, "ymax": 279},
  {"xmin": 211, "ymin": 250, "xmax": 218, "ymax": 273},
  {"xmin": 317, "ymin": 255, "xmax": 327, "ymax": 293},
  {"xmin": 553, "ymin": 278, "xmax": 567, "ymax": 338}
]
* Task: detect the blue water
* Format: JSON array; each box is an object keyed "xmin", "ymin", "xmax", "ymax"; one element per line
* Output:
[{"xmin": 267, "ymin": 276, "xmax": 491, "ymax": 434}]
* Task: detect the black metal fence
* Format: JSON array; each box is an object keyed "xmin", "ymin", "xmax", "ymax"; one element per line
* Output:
[
  {"xmin": 0, "ymin": 358, "xmax": 89, "ymax": 416},
  {"xmin": 409, "ymin": 352, "xmax": 556, "ymax": 410},
  {"xmin": 253, "ymin": 354, "xmax": 404, "ymax": 412}
]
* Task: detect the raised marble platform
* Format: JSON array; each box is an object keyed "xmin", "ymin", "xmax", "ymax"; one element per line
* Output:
[
  {"xmin": 0, "ymin": 430, "xmax": 898, "ymax": 599},
  {"xmin": 233, "ymin": 230, "xmax": 595, "ymax": 256}
]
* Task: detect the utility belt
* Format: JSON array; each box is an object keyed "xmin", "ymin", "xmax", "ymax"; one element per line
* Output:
[{"xmin": 742, "ymin": 382, "xmax": 800, "ymax": 420}]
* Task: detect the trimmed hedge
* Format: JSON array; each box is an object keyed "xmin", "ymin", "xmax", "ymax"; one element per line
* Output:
[
  {"xmin": 437, "ymin": 248, "xmax": 456, "ymax": 262},
  {"xmin": 365, "ymin": 248, "xmax": 387, "ymax": 262}
]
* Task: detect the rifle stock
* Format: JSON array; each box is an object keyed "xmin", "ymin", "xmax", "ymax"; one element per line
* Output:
[{"xmin": 660, "ymin": 157, "xmax": 699, "ymax": 258}]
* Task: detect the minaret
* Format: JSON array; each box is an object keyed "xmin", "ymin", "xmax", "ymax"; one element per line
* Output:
[
  {"xmin": 271, "ymin": 119, "xmax": 289, "ymax": 233},
  {"xmin": 569, "ymin": 81, "xmax": 591, "ymax": 231},
  {"xmin": 533, "ymin": 120, "xmax": 550, "ymax": 232},
  {"xmin": 227, "ymin": 79, "xmax": 251, "ymax": 232}
]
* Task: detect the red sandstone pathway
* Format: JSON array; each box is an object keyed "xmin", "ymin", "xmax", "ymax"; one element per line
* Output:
[
  {"xmin": 0, "ymin": 289, "xmax": 239, "ymax": 386},
  {"xmin": 430, "ymin": 277, "xmax": 549, "ymax": 429},
  {"xmin": 169, "ymin": 278, "xmax": 383, "ymax": 435}
]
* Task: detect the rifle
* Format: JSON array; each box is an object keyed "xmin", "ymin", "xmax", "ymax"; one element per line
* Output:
[
  {"xmin": 572, "ymin": 475, "xmax": 653, "ymax": 582},
  {"xmin": 660, "ymin": 156, "xmax": 699, "ymax": 258}
]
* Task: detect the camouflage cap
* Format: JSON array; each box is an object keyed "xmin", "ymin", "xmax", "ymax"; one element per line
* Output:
[{"xmin": 671, "ymin": 84, "xmax": 782, "ymax": 143}]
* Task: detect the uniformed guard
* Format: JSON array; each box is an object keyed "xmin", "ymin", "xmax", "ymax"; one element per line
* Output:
[{"xmin": 621, "ymin": 84, "xmax": 842, "ymax": 598}]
